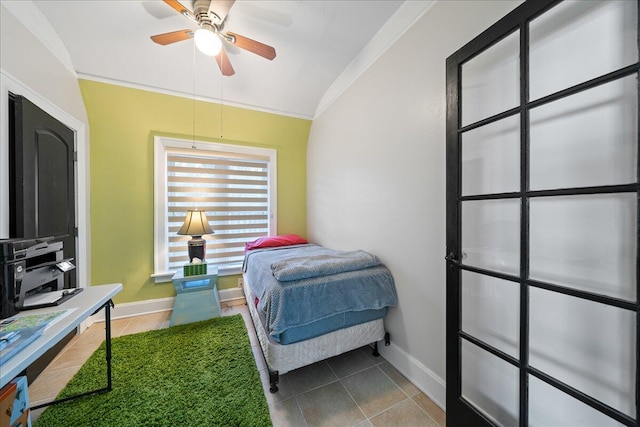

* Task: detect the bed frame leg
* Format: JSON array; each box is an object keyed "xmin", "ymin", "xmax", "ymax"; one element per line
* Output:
[
  {"xmin": 372, "ymin": 342, "xmax": 380, "ymax": 357},
  {"xmin": 372, "ymin": 332, "xmax": 391, "ymax": 358},
  {"xmin": 269, "ymin": 370, "xmax": 279, "ymax": 393}
]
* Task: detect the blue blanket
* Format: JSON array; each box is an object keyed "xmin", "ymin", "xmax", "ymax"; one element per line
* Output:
[
  {"xmin": 243, "ymin": 245, "xmax": 397, "ymax": 341},
  {"xmin": 271, "ymin": 250, "xmax": 380, "ymax": 281}
]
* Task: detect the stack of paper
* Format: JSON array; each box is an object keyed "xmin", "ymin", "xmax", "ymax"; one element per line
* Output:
[{"xmin": 0, "ymin": 310, "xmax": 70, "ymax": 364}]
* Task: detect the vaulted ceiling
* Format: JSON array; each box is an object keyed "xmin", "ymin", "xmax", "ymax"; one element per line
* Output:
[{"xmin": 11, "ymin": 0, "xmax": 432, "ymax": 119}]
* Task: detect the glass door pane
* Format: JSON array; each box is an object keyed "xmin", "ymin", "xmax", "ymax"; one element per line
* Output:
[
  {"xmin": 529, "ymin": 0, "xmax": 638, "ymax": 100},
  {"xmin": 529, "ymin": 193, "xmax": 637, "ymax": 301},
  {"xmin": 462, "ymin": 199, "xmax": 520, "ymax": 276},
  {"xmin": 529, "ymin": 288, "xmax": 636, "ymax": 417},
  {"xmin": 461, "ymin": 30, "xmax": 520, "ymax": 126},
  {"xmin": 462, "ymin": 115, "xmax": 520, "ymax": 196},
  {"xmin": 461, "ymin": 341, "xmax": 519, "ymax": 427},
  {"xmin": 530, "ymin": 75, "xmax": 638, "ymax": 191},
  {"xmin": 462, "ymin": 271, "xmax": 520, "ymax": 358},
  {"xmin": 529, "ymin": 376, "xmax": 626, "ymax": 427}
]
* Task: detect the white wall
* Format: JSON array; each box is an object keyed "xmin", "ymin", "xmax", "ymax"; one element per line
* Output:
[
  {"xmin": 307, "ymin": 0, "xmax": 522, "ymax": 407},
  {"xmin": 0, "ymin": 3, "xmax": 91, "ymax": 287},
  {"xmin": 0, "ymin": 4, "xmax": 86, "ymax": 123}
]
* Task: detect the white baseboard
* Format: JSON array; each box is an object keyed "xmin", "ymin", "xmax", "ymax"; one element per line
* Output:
[
  {"xmin": 218, "ymin": 287, "xmax": 245, "ymax": 304},
  {"xmin": 379, "ymin": 341, "xmax": 446, "ymax": 411},
  {"xmin": 91, "ymin": 287, "xmax": 245, "ymax": 322}
]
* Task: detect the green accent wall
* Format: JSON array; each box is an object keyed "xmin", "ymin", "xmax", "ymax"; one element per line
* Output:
[{"xmin": 79, "ymin": 80, "xmax": 310, "ymax": 304}]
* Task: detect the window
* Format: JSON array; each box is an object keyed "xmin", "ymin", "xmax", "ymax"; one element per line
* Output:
[{"xmin": 153, "ymin": 136, "xmax": 276, "ymax": 282}]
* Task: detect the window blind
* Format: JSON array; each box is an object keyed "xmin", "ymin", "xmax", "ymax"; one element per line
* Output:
[{"xmin": 167, "ymin": 152, "xmax": 269, "ymax": 271}]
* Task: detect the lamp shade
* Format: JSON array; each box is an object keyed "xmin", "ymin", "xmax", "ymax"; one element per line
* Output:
[{"xmin": 177, "ymin": 210, "xmax": 214, "ymax": 236}]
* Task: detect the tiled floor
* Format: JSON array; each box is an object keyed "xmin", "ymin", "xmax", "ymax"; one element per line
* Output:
[{"xmin": 29, "ymin": 304, "xmax": 446, "ymax": 426}]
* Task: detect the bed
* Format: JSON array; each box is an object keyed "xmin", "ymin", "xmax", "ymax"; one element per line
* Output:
[{"xmin": 241, "ymin": 236, "xmax": 397, "ymax": 392}]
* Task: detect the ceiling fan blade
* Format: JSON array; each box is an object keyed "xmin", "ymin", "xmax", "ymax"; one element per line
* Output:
[
  {"xmin": 215, "ymin": 45, "xmax": 235, "ymax": 76},
  {"xmin": 151, "ymin": 29, "xmax": 193, "ymax": 46},
  {"xmin": 226, "ymin": 32, "xmax": 276, "ymax": 60},
  {"xmin": 208, "ymin": 0, "xmax": 235, "ymax": 24},
  {"xmin": 163, "ymin": 0, "xmax": 196, "ymax": 21}
]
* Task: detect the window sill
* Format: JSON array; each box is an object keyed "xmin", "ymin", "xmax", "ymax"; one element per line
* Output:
[{"xmin": 151, "ymin": 271, "xmax": 175, "ymax": 284}]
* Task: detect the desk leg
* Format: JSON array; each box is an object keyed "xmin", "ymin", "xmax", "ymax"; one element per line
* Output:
[
  {"xmin": 31, "ymin": 299, "xmax": 115, "ymax": 410},
  {"xmin": 105, "ymin": 299, "xmax": 112, "ymax": 391}
]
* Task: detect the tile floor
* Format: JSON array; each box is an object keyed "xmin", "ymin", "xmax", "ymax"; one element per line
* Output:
[{"xmin": 29, "ymin": 303, "xmax": 446, "ymax": 426}]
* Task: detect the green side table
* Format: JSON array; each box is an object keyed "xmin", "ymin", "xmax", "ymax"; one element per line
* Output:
[{"xmin": 170, "ymin": 267, "xmax": 220, "ymax": 327}]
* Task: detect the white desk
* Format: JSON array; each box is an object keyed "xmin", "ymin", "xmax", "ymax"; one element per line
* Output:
[{"xmin": 0, "ymin": 283, "xmax": 122, "ymax": 389}]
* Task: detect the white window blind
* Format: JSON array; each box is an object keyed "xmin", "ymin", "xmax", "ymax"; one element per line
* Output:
[
  {"xmin": 153, "ymin": 136, "xmax": 276, "ymax": 281},
  {"xmin": 167, "ymin": 152, "xmax": 270, "ymax": 271}
]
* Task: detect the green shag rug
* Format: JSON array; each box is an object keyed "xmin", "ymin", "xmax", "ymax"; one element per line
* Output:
[{"xmin": 34, "ymin": 315, "xmax": 271, "ymax": 427}]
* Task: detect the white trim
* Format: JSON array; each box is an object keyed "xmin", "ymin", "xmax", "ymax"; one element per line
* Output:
[
  {"xmin": 77, "ymin": 72, "xmax": 312, "ymax": 121},
  {"xmin": 379, "ymin": 340, "xmax": 446, "ymax": 411},
  {"xmin": 1, "ymin": 0, "xmax": 76, "ymax": 76},
  {"xmin": 153, "ymin": 136, "xmax": 277, "ymax": 282},
  {"xmin": 150, "ymin": 271, "xmax": 175, "ymax": 284},
  {"xmin": 314, "ymin": 0, "xmax": 436, "ymax": 119},
  {"xmin": 91, "ymin": 287, "xmax": 244, "ymax": 321},
  {"xmin": 92, "ymin": 296, "xmax": 175, "ymax": 322},
  {"xmin": 0, "ymin": 69, "xmax": 89, "ymax": 294},
  {"xmin": 218, "ymin": 287, "xmax": 244, "ymax": 303}
]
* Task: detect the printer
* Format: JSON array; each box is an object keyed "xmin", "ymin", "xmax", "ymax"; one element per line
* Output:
[{"xmin": 0, "ymin": 238, "xmax": 75, "ymax": 319}]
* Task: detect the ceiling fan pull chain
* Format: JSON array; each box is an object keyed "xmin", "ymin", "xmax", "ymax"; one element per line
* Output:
[
  {"xmin": 220, "ymin": 62, "xmax": 224, "ymax": 139},
  {"xmin": 192, "ymin": 41, "xmax": 197, "ymax": 149}
]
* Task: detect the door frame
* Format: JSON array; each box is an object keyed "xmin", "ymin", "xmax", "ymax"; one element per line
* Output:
[
  {"xmin": 0, "ymin": 70, "xmax": 89, "ymax": 292},
  {"xmin": 445, "ymin": 0, "xmax": 640, "ymax": 425}
]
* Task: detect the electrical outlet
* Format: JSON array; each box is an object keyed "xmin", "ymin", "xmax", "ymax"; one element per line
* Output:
[{"xmin": 237, "ymin": 278, "xmax": 243, "ymax": 288}]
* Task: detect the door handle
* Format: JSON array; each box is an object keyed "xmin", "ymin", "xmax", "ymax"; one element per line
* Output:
[{"xmin": 445, "ymin": 251, "xmax": 460, "ymax": 265}]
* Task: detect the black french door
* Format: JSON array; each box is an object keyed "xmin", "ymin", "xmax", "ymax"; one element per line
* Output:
[{"xmin": 446, "ymin": 1, "xmax": 639, "ymax": 426}]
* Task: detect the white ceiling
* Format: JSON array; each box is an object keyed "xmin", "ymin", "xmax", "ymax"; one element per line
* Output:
[{"xmin": 13, "ymin": 0, "xmax": 433, "ymax": 119}]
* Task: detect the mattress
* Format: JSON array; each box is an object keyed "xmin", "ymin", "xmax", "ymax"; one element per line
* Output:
[
  {"xmin": 243, "ymin": 277, "xmax": 385, "ymax": 374},
  {"xmin": 243, "ymin": 244, "xmax": 397, "ymax": 344}
]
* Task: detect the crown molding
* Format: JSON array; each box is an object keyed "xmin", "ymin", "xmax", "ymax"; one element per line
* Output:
[{"xmin": 77, "ymin": 72, "xmax": 313, "ymax": 121}]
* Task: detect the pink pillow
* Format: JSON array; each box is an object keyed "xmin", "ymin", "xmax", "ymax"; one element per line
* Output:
[{"xmin": 245, "ymin": 234, "xmax": 308, "ymax": 251}]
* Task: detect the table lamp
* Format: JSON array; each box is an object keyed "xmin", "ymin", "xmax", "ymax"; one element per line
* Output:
[{"xmin": 177, "ymin": 209, "xmax": 214, "ymax": 262}]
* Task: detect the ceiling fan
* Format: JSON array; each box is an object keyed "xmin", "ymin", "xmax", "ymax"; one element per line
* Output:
[{"xmin": 150, "ymin": 0, "xmax": 276, "ymax": 76}]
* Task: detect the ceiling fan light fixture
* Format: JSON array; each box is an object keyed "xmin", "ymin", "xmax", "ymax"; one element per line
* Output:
[{"xmin": 194, "ymin": 27, "xmax": 222, "ymax": 56}]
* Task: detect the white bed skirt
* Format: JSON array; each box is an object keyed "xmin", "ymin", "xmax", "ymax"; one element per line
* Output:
[{"xmin": 242, "ymin": 274, "xmax": 385, "ymax": 375}]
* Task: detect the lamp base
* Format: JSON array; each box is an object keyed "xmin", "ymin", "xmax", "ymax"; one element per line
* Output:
[{"xmin": 187, "ymin": 237, "xmax": 206, "ymax": 262}]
